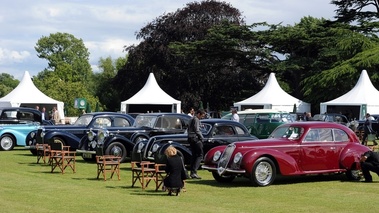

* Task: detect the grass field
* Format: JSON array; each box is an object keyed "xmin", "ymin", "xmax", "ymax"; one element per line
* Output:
[{"xmin": 1, "ymin": 147, "xmax": 379, "ymax": 213}]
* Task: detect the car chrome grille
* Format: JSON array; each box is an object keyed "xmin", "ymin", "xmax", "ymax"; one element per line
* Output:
[{"xmin": 217, "ymin": 144, "xmax": 235, "ymax": 175}]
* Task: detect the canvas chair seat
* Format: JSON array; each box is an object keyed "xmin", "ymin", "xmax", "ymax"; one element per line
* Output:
[{"xmin": 95, "ymin": 147, "xmax": 121, "ymax": 181}]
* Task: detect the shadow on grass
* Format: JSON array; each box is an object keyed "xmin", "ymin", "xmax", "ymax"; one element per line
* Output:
[{"xmin": 188, "ymin": 173, "xmax": 357, "ymax": 188}]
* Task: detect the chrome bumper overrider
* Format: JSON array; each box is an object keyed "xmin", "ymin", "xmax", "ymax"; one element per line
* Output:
[{"xmin": 202, "ymin": 165, "xmax": 246, "ymax": 174}]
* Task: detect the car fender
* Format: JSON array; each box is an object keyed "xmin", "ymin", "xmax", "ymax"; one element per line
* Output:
[
  {"xmin": 0, "ymin": 125, "xmax": 39, "ymax": 146},
  {"xmin": 130, "ymin": 132, "xmax": 150, "ymax": 142},
  {"xmin": 339, "ymin": 143, "xmax": 371, "ymax": 170},
  {"xmin": 203, "ymin": 145, "xmax": 227, "ymax": 164},
  {"xmin": 103, "ymin": 134, "xmax": 135, "ymax": 153},
  {"xmin": 155, "ymin": 142, "xmax": 192, "ymax": 164},
  {"xmin": 131, "ymin": 140, "xmax": 149, "ymax": 161},
  {"xmin": 44, "ymin": 131, "xmax": 81, "ymax": 148},
  {"xmin": 241, "ymin": 148, "xmax": 301, "ymax": 176}
]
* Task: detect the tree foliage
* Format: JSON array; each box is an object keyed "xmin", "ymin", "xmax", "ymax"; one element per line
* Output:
[
  {"xmin": 94, "ymin": 56, "xmax": 128, "ymax": 111},
  {"xmin": 113, "ymin": 0, "xmax": 245, "ymax": 112},
  {"xmin": 34, "ymin": 32, "xmax": 98, "ymax": 116},
  {"xmin": 0, "ymin": 73, "xmax": 19, "ymax": 97}
]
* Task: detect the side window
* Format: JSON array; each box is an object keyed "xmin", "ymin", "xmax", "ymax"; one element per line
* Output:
[
  {"xmin": 333, "ymin": 129, "xmax": 349, "ymax": 142},
  {"xmin": 235, "ymin": 126, "xmax": 246, "ymax": 135},
  {"xmin": 113, "ymin": 117, "xmax": 131, "ymax": 127},
  {"xmin": 215, "ymin": 126, "xmax": 235, "ymax": 136},
  {"xmin": 244, "ymin": 114, "xmax": 256, "ymax": 126},
  {"xmin": 304, "ymin": 129, "xmax": 320, "ymax": 142},
  {"xmin": 319, "ymin": 128, "xmax": 333, "ymax": 142},
  {"xmin": 93, "ymin": 118, "xmax": 111, "ymax": 128}
]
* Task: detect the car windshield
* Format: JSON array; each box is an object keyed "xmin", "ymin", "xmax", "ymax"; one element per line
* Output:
[
  {"xmin": 133, "ymin": 115, "xmax": 157, "ymax": 128},
  {"xmin": 74, "ymin": 114, "xmax": 94, "ymax": 126},
  {"xmin": 269, "ymin": 126, "xmax": 303, "ymax": 140}
]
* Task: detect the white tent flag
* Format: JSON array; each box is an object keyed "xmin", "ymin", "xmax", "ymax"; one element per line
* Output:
[
  {"xmin": 234, "ymin": 73, "xmax": 311, "ymax": 113},
  {"xmin": 0, "ymin": 71, "xmax": 65, "ymax": 121}
]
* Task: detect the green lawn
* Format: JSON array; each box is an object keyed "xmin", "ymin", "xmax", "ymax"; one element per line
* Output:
[{"xmin": 1, "ymin": 147, "xmax": 378, "ymax": 213}]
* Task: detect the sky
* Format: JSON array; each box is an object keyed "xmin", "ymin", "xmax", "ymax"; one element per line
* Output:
[{"xmin": 0, "ymin": 0, "xmax": 337, "ymax": 80}]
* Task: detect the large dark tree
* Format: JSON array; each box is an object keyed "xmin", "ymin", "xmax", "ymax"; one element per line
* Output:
[
  {"xmin": 113, "ymin": 0, "xmax": 245, "ymax": 112},
  {"xmin": 331, "ymin": 0, "xmax": 379, "ymax": 33}
]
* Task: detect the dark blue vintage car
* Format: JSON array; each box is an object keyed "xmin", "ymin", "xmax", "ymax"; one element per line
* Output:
[
  {"xmin": 77, "ymin": 113, "xmax": 191, "ymax": 162},
  {"xmin": 131, "ymin": 119, "xmax": 259, "ymax": 165},
  {"xmin": 26, "ymin": 112, "xmax": 135, "ymax": 155}
]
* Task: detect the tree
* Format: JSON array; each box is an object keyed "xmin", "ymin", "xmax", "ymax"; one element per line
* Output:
[
  {"xmin": 331, "ymin": 0, "xmax": 379, "ymax": 33},
  {"xmin": 34, "ymin": 32, "xmax": 98, "ymax": 116},
  {"xmin": 0, "ymin": 73, "xmax": 19, "ymax": 97},
  {"xmin": 94, "ymin": 56, "xmax": 128, "ymax": 111},
  {"xmin": 113, "ymin": 0, "xmax": 245, "ymax": 112}
]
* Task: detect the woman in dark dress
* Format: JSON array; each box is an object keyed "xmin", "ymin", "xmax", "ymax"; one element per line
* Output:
[{"xmin": 163, "ymin": 146, "xmax": 187, "ymax": 196}]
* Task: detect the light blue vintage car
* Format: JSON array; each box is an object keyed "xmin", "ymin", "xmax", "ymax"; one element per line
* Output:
[{"xmin": 0, "ymin": 124, "xmax": 41, "ymax": 151}]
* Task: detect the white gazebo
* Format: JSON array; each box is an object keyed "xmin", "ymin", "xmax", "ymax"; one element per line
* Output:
[
  {"xmin": 234, "ymin": 73, "xmax": 311, "ymax": 113},
  {"xmin": 0, "ymin": 71, "xmax": 65, "ymax": 120},
  {"xmin": 120, "ymin": 73, "xmax": 181, "ymax": 113},
  {"xmin": 320, "ymin": 70, "xmax": 379, "ymax": 120}
]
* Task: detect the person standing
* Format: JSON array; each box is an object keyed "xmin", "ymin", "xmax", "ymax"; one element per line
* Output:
[
  {"xmin": 187, "ymin": 108, "xmax": 195, "ymax": 117},
  {"xmin": 231, "ymin": 108, "xmax": 239, "ymax": 122},
  {"xmin": 41, "ymin": 107, "xmax": 49, "ymax": 121},
  {"xmin": 360, "ymin": 150, "xmax": 379, "ymax": 182},
  {"xmin": 52, "ymin": 106, "xmax": 60, "ymax": 124},
  {"xmin": 187, "ymin": 109, "xmax": 205, "ymax": 179},
  {"xmin": 163, "ymin": 146, "xmax": 187, "ymax": 195},
  {"xmin": 362, "ymin": 113, "xmax": 373, "ymax": 145}
]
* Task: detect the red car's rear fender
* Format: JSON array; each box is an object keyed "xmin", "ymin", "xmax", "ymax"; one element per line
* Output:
[{"xmin": 241, "ymin": 149, "xmax": 302, "ymax": 176}]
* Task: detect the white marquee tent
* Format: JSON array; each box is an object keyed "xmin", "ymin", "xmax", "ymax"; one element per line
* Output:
[
  {"xmin": 0, "ymin": 71, "xmax": 65, "ymax": 120},
  {"xmin": 320, "ymin": 70, "xmax": 379, "ymax": 120},
  {"xmin": 120, "ymin": 73, "xmax": 181, "ymax": 113},
  {"xmin": 234, "ymin": 72, "xmax": 311, "ymax": 113}
]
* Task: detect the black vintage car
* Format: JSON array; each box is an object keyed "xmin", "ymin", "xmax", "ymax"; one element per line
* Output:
[
  {"xmin": 131, "ymin": 119, "xmax": 259, "ymax": 165},
  {"xmin": 77, "ymin": 113, "xmax": 191, "ymax": 162},
  {"xmin": 26, "ymin": 112, "xmax": 135, "ymax": 155}
]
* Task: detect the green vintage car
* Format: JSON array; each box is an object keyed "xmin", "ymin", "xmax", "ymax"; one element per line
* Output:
[{"xmin": 221, "ymin": 109, "xmax": 294, "ymax": 139}]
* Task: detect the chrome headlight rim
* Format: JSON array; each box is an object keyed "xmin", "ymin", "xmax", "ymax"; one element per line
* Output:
[
  {"xmin": 30, "ymin": 132, "xmax": 36, "ymax": 138},
  {"xmin": 137, "ymin": 142, "xmax": 145, "ymax": 153},
  {"xmin": 152, "ymin": 144, "xmax": 160, "ymax": 153},
  {"xmin": 213, "ymin": 150, "xmax": 222, "ymax": 162},
  {"xmin": 97, "ymin": 129, "xmax": 109, "ymax": 145},
  {"xmin": 88, "ymin": 130, "xmax": 96, "ymax": 141},
  {"xmin": 233, "ymin": 152, "xmax": 243, "ymax": 164}
]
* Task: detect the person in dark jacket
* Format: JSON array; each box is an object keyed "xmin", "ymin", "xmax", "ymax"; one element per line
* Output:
[
  {"xmin": 187, "ymin": 109, "xmax": 205, "ymax": 179},
  {"xmin": 360, "ymin": 150, "xmax": 379, "ymax": 182},
  {"xmin": 163, "ymin": 146, "xmax": 187, "ymax": 196}
]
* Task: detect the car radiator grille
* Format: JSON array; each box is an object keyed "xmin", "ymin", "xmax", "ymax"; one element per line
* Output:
[{"xmin": 217, "ymin": 144, "xmax": 235, "ymax": 175}]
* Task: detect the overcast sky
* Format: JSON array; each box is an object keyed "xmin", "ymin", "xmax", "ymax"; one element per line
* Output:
[{"xmin": 0, "ymin": 0, "xmax": 337, "ymax": 80}]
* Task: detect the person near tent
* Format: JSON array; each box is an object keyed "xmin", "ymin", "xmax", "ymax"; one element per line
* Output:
[
  {"xmin": 187, "ymin": 107, "xmax": 195, "ymax": 117},
  {"xmin": 231, "ymin": 108, "xmax": 239, "ymax": 122},
  {"xmin": 362, "ymin": 113, "xmax": 376, "ymax": 146},
  {"xmin": 52, "ymin": 106, "xmax": 60, "ymax": 124},
  {"xmin": 41, "ymin": 107, "xmax": 49, "ymax": 120}
]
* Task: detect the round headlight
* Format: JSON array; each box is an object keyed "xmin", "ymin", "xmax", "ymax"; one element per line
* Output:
[
  {"xmin": 97, "ymin": 129, "xmax": 109, "ymax": 145},
  {"xmin": 213, "ymin": 151, "xmax": 221, "ymax": 162},
  {"xmin": 88, "ymin": 130, "xmax": 96, "ymax": 141},
  {"xmin": 137, "ymin": 143, "xmax": 145, "ymax": 153},
  {"xmin": 233, "ymin": 152, "xmax": 243, "ymax": 164},
  {"xmin": 30, "ymin": 132, "xmax": 35, "ymax": 138},
  {"xmin": 91, "ymin": 141, "xmax": 97, "ymax": 149},
  {"xmin": 152, "ymin": 144, "xmax": 160, "ymax": 153}
]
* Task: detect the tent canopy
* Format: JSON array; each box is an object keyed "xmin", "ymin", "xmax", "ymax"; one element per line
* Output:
[
  {"xmin": 234, "ymin": 73, "xmax": 311, "ymax": 113},
  {"xmin": 320, "ymin": 70, "xmax": 379, "ymax": 120},
  {"xmin": 120, "ymin": 73, "xmax": 181, "ymax": 113},
  {"xmin": 0, "ymin": 71, "xmax": 65, "ymax": 121}
]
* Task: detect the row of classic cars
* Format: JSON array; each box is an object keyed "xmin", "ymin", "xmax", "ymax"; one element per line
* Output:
[{"xmin": 3, "ymin": 107, "xmax": 371, "ymax": 187}]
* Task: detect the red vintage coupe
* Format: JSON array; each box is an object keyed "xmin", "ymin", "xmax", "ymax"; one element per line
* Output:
[{"xmin": 202, "ymin": 121, "xmax": 371, "ymax": 186}]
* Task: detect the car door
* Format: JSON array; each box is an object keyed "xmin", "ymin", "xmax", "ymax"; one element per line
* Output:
[
  {"xmin": 300, "ymin": 128, "xmax": 340, "ymax": 171},
  {"xmin": 204, "ymin": 125, "xmax": 239, "ymax": 153}
]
